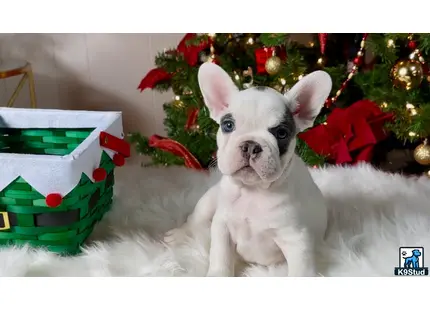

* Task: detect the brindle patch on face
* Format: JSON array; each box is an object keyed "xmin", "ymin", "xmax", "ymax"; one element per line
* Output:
[
  {"xmin": 254, "ymin": 86, "xmax": 269, "ymax": 92},
  {"xmin": 220, "ymin": 113, "xmax": 233, "ymax": 124},
  {"xmin": 268, "ymin": 106, "xmax": 296, "ymax": 156}
]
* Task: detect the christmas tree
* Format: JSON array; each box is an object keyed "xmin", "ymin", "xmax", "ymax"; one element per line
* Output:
[{"xmin": 129, "ymin": 33, "xmax": 430, "ymax": 177}]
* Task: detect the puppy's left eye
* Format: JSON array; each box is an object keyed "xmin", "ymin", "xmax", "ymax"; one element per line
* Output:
[
  {"xmin": 276, "ymin": 127, "xmax": 289, "ymax": 139},
  {"xmin": 221, "ymin": 119, "xmax": 235, "ymax": 133}
]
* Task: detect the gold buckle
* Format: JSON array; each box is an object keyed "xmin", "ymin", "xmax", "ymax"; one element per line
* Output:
[{"xmin": 0, "ymin": 212, "xmax": 10, "ymax": 230}]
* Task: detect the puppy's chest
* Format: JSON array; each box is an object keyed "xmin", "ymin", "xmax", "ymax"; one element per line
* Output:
[{"xmin": 221, "ymin": 189, "xmax": 285, "ymax": 242}]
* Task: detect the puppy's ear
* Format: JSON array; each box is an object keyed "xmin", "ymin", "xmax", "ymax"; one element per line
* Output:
[
  {"xmin": 284, "ymin": 71, "xmax": 332, "ymax": 132},
  {"xmin": 198, "ymin": 62, "xmax": 239, "ymax": 123}
]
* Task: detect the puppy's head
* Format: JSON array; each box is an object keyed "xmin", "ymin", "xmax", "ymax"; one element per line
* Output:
[{"xmin": 198, "ymin": 63, "xmax": 332, "ymax": 187}]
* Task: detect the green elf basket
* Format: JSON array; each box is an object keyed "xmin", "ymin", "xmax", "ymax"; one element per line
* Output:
[{"xmin": 0, "ymin": 107, "xmax": 130, "ymax": 255}]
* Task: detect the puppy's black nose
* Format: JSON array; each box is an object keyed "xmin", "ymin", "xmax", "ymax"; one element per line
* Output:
[{"xmin": 240, "ymin": 140, "xmax": 262, "ymax": 159}]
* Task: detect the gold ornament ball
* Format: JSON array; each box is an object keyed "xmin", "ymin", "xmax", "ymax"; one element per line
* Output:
[
  {"xmin": 173, "ymin": 100, "xmax": 184, "ymax": 109},
  {"xmin": 265, "ymin": 56, "xmax": 282, "ymax": 75},
  {"xmin": 390, "ymin": 59, "xmax": 424, "ymax": 90},
  {"xmin": 413, "ymin": 141, "xmax": 430, "ymax": 165}
]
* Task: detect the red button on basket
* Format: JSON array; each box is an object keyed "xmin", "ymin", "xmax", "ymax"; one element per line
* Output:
[
  {"xmin": 93, "ymin": 168, "xmax": 107, "ymax": 182},
  {"xmin": 46, "ymin": 193, "xmax": 63, "ymax": 208}
]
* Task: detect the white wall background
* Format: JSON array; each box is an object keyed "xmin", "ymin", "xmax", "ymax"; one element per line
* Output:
[{"xmin": 0, "ymin": 33, "xmax": 185, "ymax": 136}]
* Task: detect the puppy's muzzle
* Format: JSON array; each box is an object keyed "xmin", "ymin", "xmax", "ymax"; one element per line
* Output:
[{"xmin": 239, "ymin": 140, "xmax": 263, "ymax": 160}]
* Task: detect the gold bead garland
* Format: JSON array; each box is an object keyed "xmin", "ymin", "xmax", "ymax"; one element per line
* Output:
[{"xmin": 325, "ymin": 34, "xmax": 368, "ymax": 107}]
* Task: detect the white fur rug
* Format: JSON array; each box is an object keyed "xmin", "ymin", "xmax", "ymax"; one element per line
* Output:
[{"xmin": 1, "ymin": 162, "xmax": 430, "ymax": 277}]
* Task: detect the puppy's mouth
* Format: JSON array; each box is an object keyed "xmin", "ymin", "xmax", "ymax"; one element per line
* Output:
[
  {"xmin": 233, "ymin": 163, "xmax": 259, "ymax": 177},
  {"xmin": 237, "ymin": 164, "xmax": 255, "ymax": 173}
]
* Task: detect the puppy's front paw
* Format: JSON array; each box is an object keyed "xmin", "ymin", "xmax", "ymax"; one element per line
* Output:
[{"xmin": 163, "ymin": 227, "xmax": 189, "ymax": 245}]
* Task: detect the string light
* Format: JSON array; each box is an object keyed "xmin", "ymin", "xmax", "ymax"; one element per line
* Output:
[
  {"xmin": 298, "ymin": 74, "xmax": 304, "ymax": 80},
  {"xmin": 234, "ymin": 73, "xmax": 240, "ymax": 81},
  {"xmin": 247, "ymin": 37, "xmax": 254, "ymax": 45},
  {"xmin": 309, "ymin": 41, "xmax": 315, "ymax": 47},
  {"xmin": 208, "ymin": 33, "xmax": 216, "ymax": 38},
  {"xmin": 173, "ymin": 95, "xmax": 184, "ymax": 108},
  {"xmin": 206, "ymin": 44, "xmax": 216, "ymax": 63},
  {"xmin": 317, "ymin": 57, "xmax": 324, "ymax": 65},
  {"xmin": 280, "ymin": 78, "xmax": 287, "ymax": 85},
  {"xmin": 406, "ymin": 102, "xmax": 418, "ymax": 116},
  {"xmin": 325, "ymin": 34, "xmax": 368, "ymax": 107},
  {"xmin": 409, "ymin": 131, "xmax": 417, "ymax": 137},
  {"xmin": 380, "ymin": 102, "xmax": 389, "ymax": 108},
  {"xmin": 387, "ymin": 39, "xmax": 395, "ymax": 48}
]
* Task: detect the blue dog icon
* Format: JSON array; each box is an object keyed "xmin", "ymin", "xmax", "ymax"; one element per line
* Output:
[{"xmin": 404, "ymin": 249, "xmax": 422, "ymax": 268}]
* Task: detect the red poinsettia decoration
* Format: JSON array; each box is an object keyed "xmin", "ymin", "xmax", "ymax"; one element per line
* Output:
[{"xmin": 298, "ymin": 99, "xmax": 394, "ymax": 165}]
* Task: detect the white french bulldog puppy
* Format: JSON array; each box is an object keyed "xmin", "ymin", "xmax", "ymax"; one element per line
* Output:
[{"xmin": 164, "ymin": 62, "xmax": 332, "ymax": 277}]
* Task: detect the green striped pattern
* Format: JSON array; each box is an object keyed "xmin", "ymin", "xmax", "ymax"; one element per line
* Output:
[
  {"xmin": 0, "ymin": 128, "xmax": 95, "ymax": 155},
  {"xmin": 0, "ymin": 128, "xmax": 115, "ymax": 255}
]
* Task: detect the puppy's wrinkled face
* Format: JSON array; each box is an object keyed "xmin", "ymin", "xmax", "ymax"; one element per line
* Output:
[
  {"xmin": 215, "ymin": 87, "xmax": 296, "ymax": 185},
  {"xmin": 198, "ymin": 63, "xmax": 332, "ymax": 187}
]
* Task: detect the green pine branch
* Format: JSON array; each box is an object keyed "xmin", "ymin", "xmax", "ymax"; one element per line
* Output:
[{"xmin": 133, "ymin": 33, "xmax": 430, "ymax": 171}]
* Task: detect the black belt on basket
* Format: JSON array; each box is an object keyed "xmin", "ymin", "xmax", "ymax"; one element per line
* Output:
[
  {"xmin": 0, "ymin": 187, "xmax": 103, "ymax": 230},
  {"xmin": 0, "ymin": 209, "xmax": 80, "ymax": 230}
]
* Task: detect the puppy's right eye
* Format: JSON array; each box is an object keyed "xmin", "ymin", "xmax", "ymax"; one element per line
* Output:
[{"xmin": 221, "ymin": 119, "xmax": 235, "ymax": 133}]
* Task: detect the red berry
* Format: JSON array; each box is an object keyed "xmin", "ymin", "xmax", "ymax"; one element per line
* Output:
[
  {"xmin": 46, "ymin": 193, "xmax": 63, "ymax": 208},
  {"xmin": 408, "ymin": 41, "xmax": 417, "ymax": 49},
  {"xmin": 113, "ymin": 153, "xmax": 125, "ymax": 167},
  {"xmin": 93, "ymin": 168, "xmax": 107, "ymax": 182}
]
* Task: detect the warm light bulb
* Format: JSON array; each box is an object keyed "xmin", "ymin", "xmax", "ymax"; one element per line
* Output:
[
  {"xmin": 387, "ymin": 39, "xmax": 395, "ymax": 48},
  {"xmin": 317, "ymin": 57, "xmax": 324, "ymax": 65},
  {"xmin": 208, "ymin": 33, "xmax": 216, "ymax": 38},
  {"xmin": 410, "ymin": 109, "xmax": 418, "ymax": 116},
  {"xmin": 247, "ymin": 37, "xmax": 254, "ymax": 45},
  {"xmin": 280, "ymin": 78, "xmax": 286, "ymax": 85},
  {"xmin": 298, "ymin": 74, "xmax": 304, "ymax": 80},
  {"xmin": 235, "ymin": 74, "xmax": 240, "ymax": 81},
  {"xmin": 175, "ymin": 95, "xmax": 180, "ymax": 101},
  {"xmin": 409, "ymin": 131, "xmax": 417, "ymax": 137},
  {"xmin": 381, "ymin": 102, "xmax": 389, "ymax": 108},
  {"xmin": 406, "ymin": 103, "xmax": 415, "ymax": 109},
  {"xmin": 309, "ymin": 41, "xmax": 315, "ymax": 47},
  {"xmin": 323, "ymin": 122, "xmax": 328, "ymax": 125}
]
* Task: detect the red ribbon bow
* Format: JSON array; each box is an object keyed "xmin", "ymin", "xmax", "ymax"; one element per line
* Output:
[
  {"xmin": 138, "ymin": 33, "xmax": 212, "ymax": 92},
  {"xmin": 298, "ymin": 100, "xmax": 394, "ymax": 165}
]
